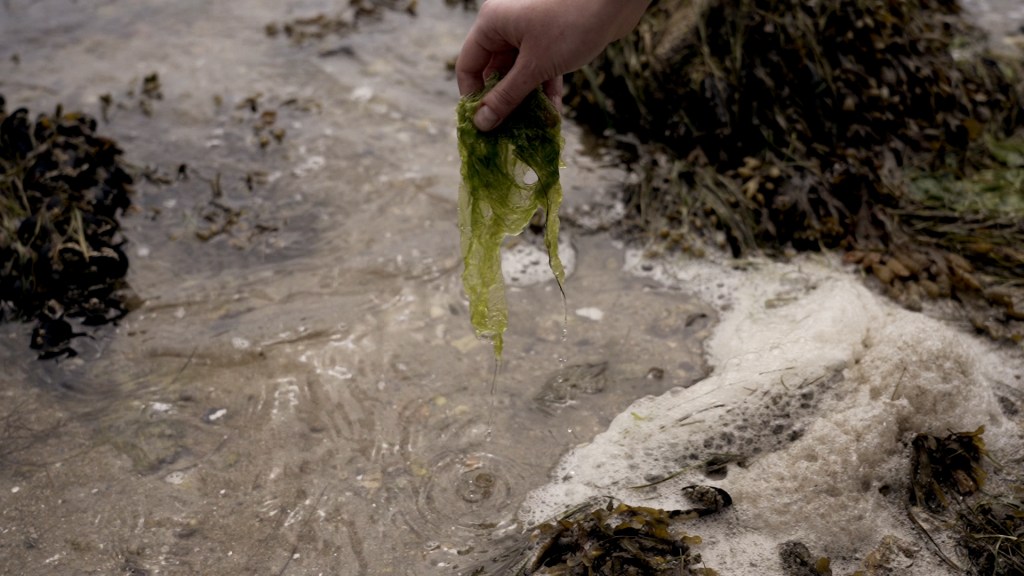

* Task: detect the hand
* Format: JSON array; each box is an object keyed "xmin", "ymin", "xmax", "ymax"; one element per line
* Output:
[{"xmin": 456, "ymin": 0, "xmax": 650, "ymax": 131}]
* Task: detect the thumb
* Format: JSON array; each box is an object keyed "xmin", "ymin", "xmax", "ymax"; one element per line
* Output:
[{"xmin": 474, "ymin": 62, "xmax": 542, "ymax": 132}]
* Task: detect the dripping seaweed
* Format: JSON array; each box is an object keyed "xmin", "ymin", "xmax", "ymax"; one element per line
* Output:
[{"xmin": 456, "ymin": 76, "xmax": 565, "ymax": 359}]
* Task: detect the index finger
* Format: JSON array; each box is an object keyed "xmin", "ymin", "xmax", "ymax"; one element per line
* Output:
[{"xmin": 456, "ymin": 37, "xmax": 491, "ymax": 96}]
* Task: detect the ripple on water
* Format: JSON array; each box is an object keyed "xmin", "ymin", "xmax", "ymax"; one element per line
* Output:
[
  {"xmin": 416, "ymin": 450, "xmax": 525, "ymax": 533},
  {"xmin": 391, "ymin": 389, "xmax": 536, "ymax": 558}
]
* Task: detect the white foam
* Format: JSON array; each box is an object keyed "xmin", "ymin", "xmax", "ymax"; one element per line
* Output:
[
  {"xmin": 520, "ymin": 252, "xmax": 1023, "ymax": 575},
  {"xmin": 501, "ymin": 233, "xmax": 576, "ymax": 287}
]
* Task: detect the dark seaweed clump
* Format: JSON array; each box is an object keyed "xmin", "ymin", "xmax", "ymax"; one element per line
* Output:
[
  {"xmin": 907, "ymin": 426, "xmax": 1024, "ymax": 575},
  {"xmin": 469, "ymin": 495, "xmax": 731, "ymax": 575},
  {"xmin": 910, "ymin": 426, "xmax": 988, "ymax": 513},
  {"xmin": 517, "ymin": 503, "xmax": 705, "ymax": 575},
  {"xmin": 0, "ymin": 96, "xmax": 136, "ymax": 357},
  {"xmin": 566, "ymin": 0, "xmax": 1024, "ymax": 342}
]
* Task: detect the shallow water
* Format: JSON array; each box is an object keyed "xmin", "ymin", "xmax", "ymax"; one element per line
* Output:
[
  {"xmin": 0, "ymin": 2, "xmax": 712, "ymax": 574},
  {"xmin": 4, "ymin": 1, "xmax": 1024, "ymax": 575}
]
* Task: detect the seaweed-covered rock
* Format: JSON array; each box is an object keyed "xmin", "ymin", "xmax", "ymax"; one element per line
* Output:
[{"xmin": 1, "ymin": 98, "xmax": 137, "ymax": 355}]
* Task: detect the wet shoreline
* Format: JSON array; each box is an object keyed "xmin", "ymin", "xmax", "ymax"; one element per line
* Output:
[{"xmin": 2, "ymin": 1, "xmax": 1023, "ymax": 575}]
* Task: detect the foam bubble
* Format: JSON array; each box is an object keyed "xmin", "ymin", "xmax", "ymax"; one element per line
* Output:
[
  {"xmin": 502, "ymin": 232, "xmax": 576, "ymax": 287},
  {"xmin": 520, "ymin": 253, "xmax": 1023, "ymax": 575}
]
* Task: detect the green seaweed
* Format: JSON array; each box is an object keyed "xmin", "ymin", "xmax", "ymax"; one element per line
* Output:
[{"xmin": 456, "ymin": 77, "xmax": 565, "ymax": 359}]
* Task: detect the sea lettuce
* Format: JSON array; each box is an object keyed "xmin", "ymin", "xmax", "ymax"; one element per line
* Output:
[{"xmin": 456, "ymin": 78, "xmax": 565, "ymax": 359}]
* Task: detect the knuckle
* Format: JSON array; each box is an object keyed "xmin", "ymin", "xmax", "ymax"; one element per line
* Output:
[{"xmin": 487, "ymin": 87, "xmax": 519, "ymax": 112}]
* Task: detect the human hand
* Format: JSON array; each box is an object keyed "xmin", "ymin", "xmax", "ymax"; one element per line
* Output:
[{"xmin": 456, "ymin": 0, "xmax": 650, "ymax": 131}]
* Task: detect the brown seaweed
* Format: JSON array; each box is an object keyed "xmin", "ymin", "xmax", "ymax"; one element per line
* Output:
[
  {"xmin": 566, "ymin": 0, "xmax": 1024, "ymax": 342},
  {"xmin": 0, "ymin": 99, "xmax": 136, "ymax": 356},
  {"xmin": 469, "ymin": 493, "xmax": 730, "ymax": 575}
]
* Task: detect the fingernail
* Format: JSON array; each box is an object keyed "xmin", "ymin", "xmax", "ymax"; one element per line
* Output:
[{"xmin": 474, "ymin": 105, "xmax": 498, "ymax": 131}]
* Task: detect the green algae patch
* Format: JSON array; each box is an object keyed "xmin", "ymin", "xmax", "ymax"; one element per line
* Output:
[{"xmin": 456, "ymin": 78, "xmax": 565, "ymax": 358}]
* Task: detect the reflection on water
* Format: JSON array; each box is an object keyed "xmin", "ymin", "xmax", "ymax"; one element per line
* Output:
[{"xmin": 0, "ymin": 1, "xmax": 712, "ymax": 574}]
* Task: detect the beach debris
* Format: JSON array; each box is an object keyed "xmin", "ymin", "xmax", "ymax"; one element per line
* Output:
[
  {"xmin": 265, "ymin": 0, "xmax": 417, "ymax": 47},
  {"xmin": 957, "ymin": 492, "xmax": 1024, "ymax": 575},
  {"xmin": 856, "ymin": 535, "xmax": 921, "ymax": 575},
  {"xmin": 99, "ymin": 72, "xmax": 165, "ymax": 121},
  {"xmin": 779, "ymin": 540, "xmax": 833, "ymax": 576},
  {"xmin": 229, "ymin": 92, "xmax": 312, "ymax": 149},
  {"xmin": 456, "ymin": 76, "xmax": 565, "ymax": 359},
  {"xmin": 679, "ymin": 484, "xmax": 732, "ymax": 516}
]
